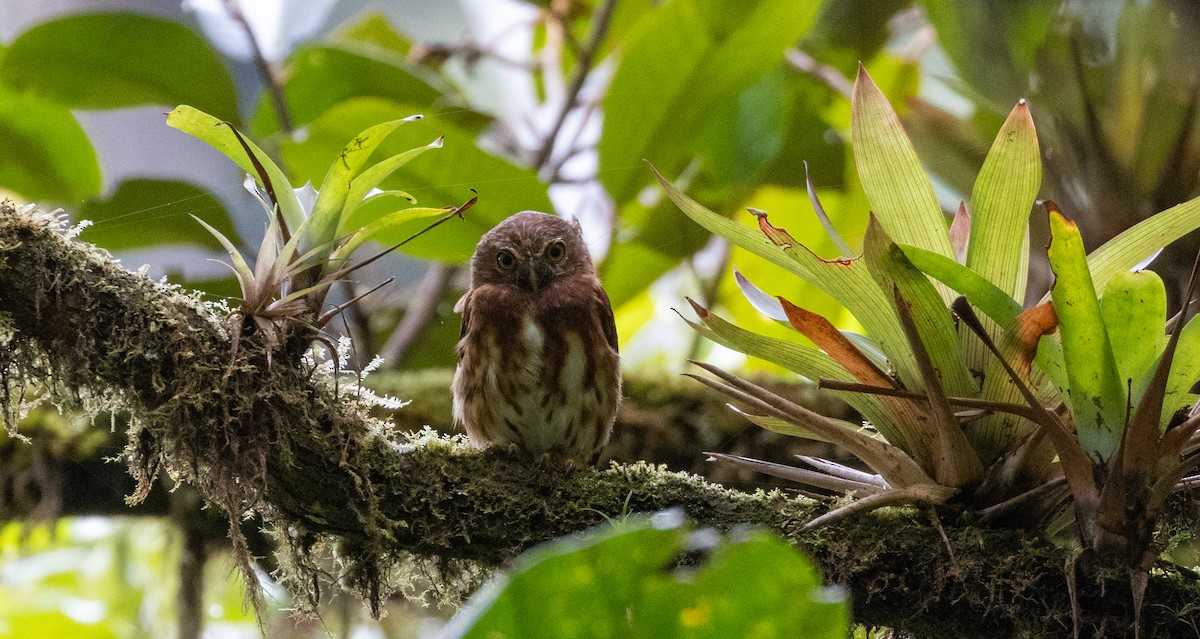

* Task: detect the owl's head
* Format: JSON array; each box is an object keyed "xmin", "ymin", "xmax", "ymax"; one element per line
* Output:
[{"xmin": 470, "ymin": 211, "xmax": 594, "ymax": 293}]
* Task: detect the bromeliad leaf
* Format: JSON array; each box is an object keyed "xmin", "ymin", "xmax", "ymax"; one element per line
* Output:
[
  {"xmin": 307, "ymin": 115, "xmax": 428, "ymax": 254},
  {"xmin": 863, "ymin": 217, "xmax": 978, "ymax": 398},
  {"xmin": 967, "ymin": 100, "xmax": 1041, "ymax": 303},
  {"xmin": 1047, "ymin": 206, "xmax": 1127, "ymax": 463},
  {"xmin": 1100, "ymin": 270, "xmax": 1166, "ymax": 405},
  {"xmin": 167, "ymin": 105, "xmax": 307, "ymax": 233},
  {"xmin": 851, "ymin": 65, "xmax": 955, "ymax": 264}
]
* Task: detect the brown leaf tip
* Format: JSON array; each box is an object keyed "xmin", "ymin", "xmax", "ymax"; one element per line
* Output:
[{"xmin": 684, "ymin": 296, "xmax": 709, "ymax": 319}]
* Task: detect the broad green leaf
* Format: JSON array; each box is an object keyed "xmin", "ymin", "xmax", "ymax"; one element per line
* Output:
[
  {"xmin": 601, "ymin": 242, "xmax": 683, "ymax": 309},
  {"xmin": 918, "ymin": 0, "xmax": 1056, "ymax": 109},
  {"xmin": 851, "ymin": 66, "xmax": 955, "ymax": 263},
  {"xmin": 599, "ymin": 0, "xmax": 820, "ymax": 203},
  {"xmin": 281, "ymin": 97, "xmax": 551, "ymax": 263},
  {"xmin": 0, "ymin": 12, "xmax": 237, "ymax": 121},
  {"xmin": 250, "ymin": 44, "xmax": 444, "ymax": 134},
  {"xmin": 1160, "ymin": 314, "xmax": 1200, "ymax": 426},
  {"xmin": 863, "ymin": 218, "xmax": 978, "ymax": 398},
  {"xmin": 166, "ymin": 106, "xmax": 306, "ymax": 233},
  {"xmin": 447, "ymin": 519, "xmax": 847, "ymax": 639},
  {"xmin": 1048, "ymin": 211, "xmax": 1126, "ymax": 462},
  {"xmin": 0, "ymin": 85, "xmax": 100, "ymax": 202},
  {"xmin": 331, "ymin": 11, "xmax": 414, "ymax": 56},
  {"xmin": 78, "ymin": 179, "xmax": 235, "ymax": 252},
  {"xmin": 1100, "ymin": 270, "xmax": 1166, "ymax": 401}
]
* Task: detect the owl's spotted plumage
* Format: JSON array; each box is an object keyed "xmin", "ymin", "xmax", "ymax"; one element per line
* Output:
[{"xmin": 452, "ymin": 211, "xmax": 621, "ymax": 464}]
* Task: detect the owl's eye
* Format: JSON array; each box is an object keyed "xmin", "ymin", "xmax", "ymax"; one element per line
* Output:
[
  {"xmin": 496, "ymin": 249, "xmax": 517, "ymax": 270},
  {"xmin": 545, "ymin": 241, "xmax": 566, "ymax": 263}
]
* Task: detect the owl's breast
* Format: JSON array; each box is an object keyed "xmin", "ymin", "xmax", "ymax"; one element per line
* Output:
[{"xmin": 452, "ymin": 280, "xmax": 620, "ymax": 461}]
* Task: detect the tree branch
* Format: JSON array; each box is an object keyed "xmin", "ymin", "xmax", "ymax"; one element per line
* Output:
[{"xmin": 1, "ymin": 202, "xmax": 1199, "ymax": 637}]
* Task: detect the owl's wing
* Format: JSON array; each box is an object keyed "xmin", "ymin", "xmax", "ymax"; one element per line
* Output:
[
  {"xmin": 594, "ymin": 283, "xmax": 619, "ymax": 354},
  {"xmin": 455, "ymin": 291, "xmax": 471, "ymax": 339}
]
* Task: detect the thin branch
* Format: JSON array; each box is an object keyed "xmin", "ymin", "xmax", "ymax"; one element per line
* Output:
[
  {"xmin": 785, "ymin": 48, "xmax": 854, "ymax": 100},
  {"xmin": 532, "ymin": 0, "xmax": 618, "ymax": 171},
  {"xmin": 382, "ymin": 263, "xmax": 453, "ymax": 364},
  {"xmin": 337, "ymin": 280, "xmax": 376, "ymax": 355},
  {"xmin": 221, "ymin": 0, "xmax": 294, "ymax": 133}
]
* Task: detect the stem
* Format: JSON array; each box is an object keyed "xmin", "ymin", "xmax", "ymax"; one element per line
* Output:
[
  {"xmin": 222, "ymin": 0, "xmax": 294, "ymax": 133},
  {"xmin": 382, "ymin": 263, "xmax": 454, "ymax": 364},
  {"xmin": 532, "ymin": 0, "xmax": 618, "ymax": 171}
]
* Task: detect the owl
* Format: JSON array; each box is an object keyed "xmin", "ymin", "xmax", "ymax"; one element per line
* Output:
[{"xmin": 452, "ymin": 211, "xmax": 621, "ymax": 465}]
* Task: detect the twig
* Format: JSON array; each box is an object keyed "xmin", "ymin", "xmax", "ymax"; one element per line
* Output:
[
  {"xmin": 338, "ymin": 280, "xmax": 375, "ymax": 355},
  {"xmin": 221, "ymin": 0, "xmax": 294, "ymax": 133},
  {"xmin": 543, "ymin": 96, "xmax": 602, "ymax": 183},
  {"xmin": 382, "ymin": 263, "xmax": 454, "ymax": 364},
  {"xmin": 532, "ymin": 0, "xmax": 619, "ymax": 171},
  {"xmin": 784, "ymin": 48, "xmax": 854, "ymax": 100}
]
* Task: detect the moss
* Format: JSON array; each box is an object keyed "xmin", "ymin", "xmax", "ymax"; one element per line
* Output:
[{"xmin": 5, "ymin": 201, "xmax": 1200, "ymax": 637}]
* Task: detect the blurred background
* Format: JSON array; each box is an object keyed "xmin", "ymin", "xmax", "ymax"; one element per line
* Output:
[{"xmin": 4, "ymin": 0, "xmax": 1200, "ymax": 636}]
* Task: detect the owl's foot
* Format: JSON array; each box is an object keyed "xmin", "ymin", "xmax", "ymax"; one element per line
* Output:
[{"xmin": 536, "ymin": 451, "xmax": 577, "ymax": 475}]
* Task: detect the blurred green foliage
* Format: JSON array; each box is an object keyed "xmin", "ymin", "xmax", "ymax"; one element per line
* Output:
[{"xmin": 443, "ymin": 514, "xmax": 848, "ymax": 639}]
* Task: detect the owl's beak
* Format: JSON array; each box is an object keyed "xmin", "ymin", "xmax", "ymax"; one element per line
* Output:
[{"xmin": 527, "ymin": 261, "xmax": 550, "ymax": 292}]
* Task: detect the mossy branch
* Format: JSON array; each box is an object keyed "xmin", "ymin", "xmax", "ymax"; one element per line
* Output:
[{"xmin": 2, "ymin": 202, "xmax": 1199, "ymax": 638}]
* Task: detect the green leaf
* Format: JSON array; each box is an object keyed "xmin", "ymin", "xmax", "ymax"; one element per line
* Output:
[
  {"xmin": 863, "ymin": 218, "xmax": 977, "ymax": 398},
  {"xmin": 0, "ymin": 12, "xmax": 237, "ymax": 121},
  {"xmin": 1160, "ymin": 313, "xmax": 1200, "ymax": 426},
  {"xmin": 900, "ymin": 244, "xmax": 1024, "ymax": 326},
  {"xmin": 917, "ymin": 0, "xmax": 1056, "ymax": 109},
  {"xmin": 306, "ymin": 116, "xmax": 424, "ymax": 254},
  {"xmin": 600, "ymin": 242, "xmax": 683, "ymax": 308},
  {"xmin": 282, "ymin": 97, "xmax": 551, "ymax": 263},
  {"xmin": 250, "ymin": 44, "xmax": 443, "ymax": 134},
  {"xmin": 166, "ymin": 106, "xmax": 306, "ymax": 233},
  {"xmin": 968, "ymin": 100, "xmax": 1040, "ymax": 304},
  {"xmin": 342, "ymin": 137, "xmax": 443, "ymax": 226},
  {"xmin": 1083, "ymin": 193, "xmax": 1200, "ymax": 296},
  {"xmin": 77, "ymin": 179, "xmax": 236, "ymax": 252},
  {"xmin": 900, "ymin": 243, "xmax": 1068, "ymax": 400},
  {"xmin": 1100, "ymin": 270, "xmax": 1166, "ymax": 401},
  {"xmin": 683, "ymin": 302, "xmax": 901, "ymax": 441},
  {"xmin": 447, "ymin": 518, "xmax": 848, "ymax": 639},
  {"xmin": 1048, "ymin": 211, "xmax": 1126, "ymax": 462},
  {"xmin": 852, "ymin": 66, "xmax": 955, "ymax": 262},
  {"xmin": 0, "ymin": 85, "xmax": 100, "ymax": 202},
  {"xmin": 339, "ymin": 207, "xmax": 451, "ymax": 257},
  {"xmin": 654, "ymin": 167, "xmax": 922, "ymax": 390},
  {"xmin": 599, "ymin": 0, "xmax": 820, "ymax": 203}
]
